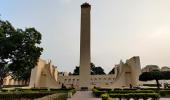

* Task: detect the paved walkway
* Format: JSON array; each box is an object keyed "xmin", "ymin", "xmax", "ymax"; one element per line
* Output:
[{"xmin": 67, "ymin": 91, "xmax": 101, "ymax": 100}]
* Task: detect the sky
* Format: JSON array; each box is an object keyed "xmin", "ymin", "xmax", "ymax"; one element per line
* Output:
[{"xmin": 0, "ymin": 0, "xmax": 170, "ymax": 73}]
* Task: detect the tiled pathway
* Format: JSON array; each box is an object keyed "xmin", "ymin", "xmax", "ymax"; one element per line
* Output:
[{"xmin": 67, "ymin": 91, "xmax": 101, "ymax": 100}]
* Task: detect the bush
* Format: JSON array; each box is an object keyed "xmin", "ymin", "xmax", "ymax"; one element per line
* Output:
[
  {"xmin": 69, "ymin": 89, "xmax": 76, "ymax": 95},
  {"xmin": 0, "ymin": 92, "xmax": 54, "ymax": 99},
  {"xmin": 0, "ymin": 89, "xmax": 8, "ymax": 92},
  {"xmin": 109, "ymin": 94, "xmax": 128, "ymax": 99},
  {"xmin": 140, "ymin": 88, "xmax": 160, "ymax": 91},
  {"xmin": 113, "ymin": 88, "xmax": 122, "ymax": 90},
  {"xmin": 109, "ymin": 90, "xmax": 154, "ymax": 94},
  {"xmin": 93, "ymin": 88, "xmax": 160, "ymax": 99},
  {"xmin": 159, "ymin": 90, "xmax": 170, "ymax": 97},
  {"xmin": 96, "ymin": 88, "xmax": 112, "ymax": 92},
  {"xmin": 109, "ymin": 93, "xmax": 159, "ymax": 99},
  {"xmin": 30, "ymin": 88, "xmax": 48, "ymax": 91},
  {"xmin": 92, "ymin": 88, "xmax": 106, "ymax": 97},
  {"xmin": 14, "ymin": 88, "xmax": 23, "ymax": 92},
  {"xmin": 123, "ymin": 88, "xmax": 137, "ymax": 90},
  {"xmin": 128, "ymin": 93, "xmax": 159, "ymax": 99},
  {"xmin": 0, "ymin": 88, "xmax": 76, "ymax": 100},
  {"xmin": 101, "ymin": 93, "xmax": 109, "ymax": 100},
  {"xmin": 51, "ymin": 93, "xmax": 68, "ymax": 100}
]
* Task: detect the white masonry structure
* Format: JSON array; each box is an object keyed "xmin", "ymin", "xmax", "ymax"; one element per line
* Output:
[{"xmin": 79, "ymin": 2, "xmax": 91, "ymax": 90}]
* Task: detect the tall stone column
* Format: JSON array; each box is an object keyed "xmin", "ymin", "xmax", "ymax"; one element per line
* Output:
[{"xmin": 79, "ymin": 2, "xmax": 91, "ymax": 90}]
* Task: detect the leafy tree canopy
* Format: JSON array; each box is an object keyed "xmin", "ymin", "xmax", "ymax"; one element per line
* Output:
[
  {"xmin": 72, "ymin": 63, "xmax": 106, "ymax": 75},
  {"xmin": 139, "ymin": 70, "xmax": 170, "ymax": 89},
  {"xmin": 109, "ymin": 68, "xmax": 115, "ymax": 74},
  {"xmin": 139, "ymin": 71, "xmax": 163, "ymax": 81},
  {"xmin": 0, "ymin": 20, "xmax": 43, "ymax": 85}
]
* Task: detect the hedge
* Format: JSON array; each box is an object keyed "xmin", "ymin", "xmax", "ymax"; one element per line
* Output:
[
  {"xmin": 29, "ymin": 88, "xmax": 74, "ymax": 91},
  {"xmin": 101, "ymin": 93, "xmax": 109, "ymax": 100},
  {"xmin": 95, "ymin": 87, "xmax": 112, "ymax": 91},
  {"xmin": 36, "ymin": 93, "xmax": 68, "ymax": 100},
  {"xmin": 92, "ymin": 88, "xmax": 107, "ymax": 97},
  {"xmin": 0, "ymin": 92, "xmax": 54, "ymax": 99},
  {"xmin": 0, "ymin": 88, "xmax": 76, "ymax": 100},
  {"xmin": 159, "ymin": 90, "xmax": 170, "ymax": 97},
  {"xmin": 101, "ymin": 93, "xmax": 159, "ymax": 100},
  {"xmin": 109, "ymin": 93, "xmax": 159, "ymax": 99},
  {"xmin": 93, "ymin": 88, "xmax": 162, "ymax": 100},
  {"xmin": 93, "ymin": 88, "xmax": 156, "ymax": 97},
  {"xmin": 53, "ymin": 93, "xmax": 68, "ymax": 100},
  {"xmin": 0, "ymin": 88, "xmax": 75, "ymax": 92},
  {"xmin": 109, "ymin": 90, "xmax": 154, "ymax": 94},
  {"xmin": 122, "ymin": 88, "xmax": 137, "ymax": 90}
]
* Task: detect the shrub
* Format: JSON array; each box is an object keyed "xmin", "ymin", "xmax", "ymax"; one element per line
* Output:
[
  {"xmin": 109, "ymin": 94, "xmax": 128, "ymax": 99},
  {"xmin": 109, "ymin": 90, "xmax": 154, "ymax": 94},
  {"xmin": 109, "ymin": 93, "xmax": 159, "ymax": 99},
  {"xmin": 0, "ymin": 89, "xmax": 8, "ymax": 92},
  {"xmin": 113, "ymin": 88, "xmax": 122, "ymax": 90},
  {"xmin": 93, "ymin": 88, "xmax": 160, "ymax": 99},
  {"xmin": 69, "ymin": 89, "xmax": 76, "ymax": 95},
  {"xmin": 14, "ymin": 88, "xmax": 23, "ymax": 92},
  {"xmin": 123, "ymin": 88, "xmax": 137, "ymax": 90},
  {"xmin": 101, "ymin": 93, "xmax": 109, "ymax": 100},
  {"xmin": 159, "ymin": 90, "xmax": 170, "ymax": 97},
  {"xmin": 0, "ymin": 92, "xmax": 54, "ymax": 99},
  {"xmin": 0, "ymin": 88, "xmax": 76, "ymax": 99},
  {"xmin": 92, "ymin": 88, "xmax": 106, "ymax": 97},
  {"xmin": 128, "ymin": 93, "xmax": 159, "ymax": 99},
  {"xmin": 140, "ymin": 88, "xmax": 159, "ymax": 91},
  {"xmin": 97, "ymin": 88, "xmax": 112, "ymax": 91},
  {"xmin": 52, "ymin": 93, "xmax": 68, "ymax": 100},
  {"xmin": 30, "ymin": 88, "xmax": 48, "ymax": 91}
]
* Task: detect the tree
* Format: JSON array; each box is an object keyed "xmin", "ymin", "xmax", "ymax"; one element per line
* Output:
[
  {"xmin": 109, "ymin": 68, "xmax": 115, "ymax": 74},
  {"xmin": 139, "ymin": 70, "xmax": 164, "ymax": 89},
  {"xmin": 73, "ymin": 66, "xmax": 79, "ymax": 75},
  {"xmin": 162, "ymin": 71, "xmax": 170, "ymax": 80},
  {"xmin": 0, "ymin": 20, "xmax": 43, "ymax": 86},
  {"xmin": 72, "ymin": 63, "xmax": 106, "ymax": 75},
  {"xmin": 91, "ymin": 67, "xmax": 105, "ymax": 75}
]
